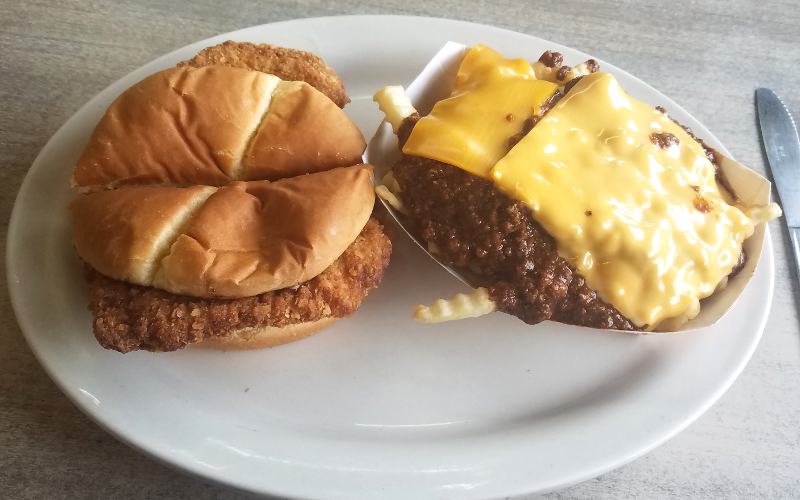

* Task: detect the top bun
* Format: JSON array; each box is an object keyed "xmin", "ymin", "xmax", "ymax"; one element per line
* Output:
[{"xmin": 72, "ymin": 65, "xmax": 366, "ymax": 190}]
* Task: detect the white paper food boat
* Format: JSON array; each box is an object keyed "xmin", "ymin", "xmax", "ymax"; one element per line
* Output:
[{"xmin": 364, "ymin": 41, "xmax": 774, "ymax": 333}]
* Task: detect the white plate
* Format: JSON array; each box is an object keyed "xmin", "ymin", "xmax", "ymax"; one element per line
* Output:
[{"xmin": 6, "ymin": 15, "xmax": 774, "ymax": 500}]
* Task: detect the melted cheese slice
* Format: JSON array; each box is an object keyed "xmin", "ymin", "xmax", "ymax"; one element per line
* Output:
[
  {"xmin": 491, "ymin": 72, "xmax": 755, "ymax": 328},
  {"xmin": 402, "ymin": 45, "xmax": 557, "ymax": 178}
]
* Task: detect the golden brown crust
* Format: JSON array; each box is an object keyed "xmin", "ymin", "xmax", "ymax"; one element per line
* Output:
[
  {"xmin": 88, "ymin": 218, "xmax": 391, "ymax": 353},
  {"xmin": 180, "ymin": 41, "xmax": 350, "ymax": 108}
]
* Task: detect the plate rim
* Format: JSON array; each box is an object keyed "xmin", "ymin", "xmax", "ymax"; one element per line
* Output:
[{"xmin": 5, "ymin": 14, "xmax": 775, "ymax": 499}]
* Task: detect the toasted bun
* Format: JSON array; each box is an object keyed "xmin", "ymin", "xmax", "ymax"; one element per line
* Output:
[
  {"xmin": 180, "ymin": 40, "xmax": 350, "ymax": 108},
  {"xmin": 73, "ymin": 65, "xmax": 365, "ymax": 190},
  {"xmin": 70, "ymin": 185, "xmax": 217, "ymax": 285},
  {"xmin": 195, "ymin": 317, "xmax": 337, "ymax": 350},
  {"xmin": 243, "ymin": 81, "xmax": 365, "ymax": 180},
  {"xmin": 73, "ymin": 66, "xmax": 274, "ymax": 188},
  {"xmin": 70, "ymin": 165, "xmax": 375, "ymax": 298}
]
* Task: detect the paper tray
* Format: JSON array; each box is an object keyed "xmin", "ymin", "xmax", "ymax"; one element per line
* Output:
[{"xmin": 365, "ymin": 41, "xmax": 774, "ymax": 333}]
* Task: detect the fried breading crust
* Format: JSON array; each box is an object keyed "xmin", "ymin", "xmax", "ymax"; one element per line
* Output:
[
  {"xmin": 180, "ymin": 41, "xmax": 350, "ymax": 107},
  {"xmin": 89, "ymin": 218, "xmax": 391, "ymax": 353}
]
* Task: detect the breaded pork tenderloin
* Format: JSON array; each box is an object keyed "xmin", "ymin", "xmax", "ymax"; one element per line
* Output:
[{"xmin": 180, "ymin": 40, "xmax": 350, "ymax": 107}]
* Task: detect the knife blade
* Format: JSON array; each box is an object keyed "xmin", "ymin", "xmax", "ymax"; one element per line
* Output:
[{"xmin": 756, "ymin": 88, "xmax": 800, "ymax": 280}]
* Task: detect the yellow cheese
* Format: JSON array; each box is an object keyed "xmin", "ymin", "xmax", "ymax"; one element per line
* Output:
[
  {"xmin": 491, "ymin": 72, "xmax": 755, "ymax": 329},
  {"xmin": 402, "ymin": 45, "xmax": 558, "ymax": 178}
]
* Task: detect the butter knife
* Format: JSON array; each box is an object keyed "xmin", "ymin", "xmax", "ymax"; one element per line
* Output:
[{"xmin": 756, "ymin": 88, "xmax": 800, "ymax": 281}]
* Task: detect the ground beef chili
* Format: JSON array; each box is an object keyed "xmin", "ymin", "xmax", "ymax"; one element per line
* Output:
[
  {"xmin": 392, "ymin": 154, "xmax": 635, "ymax": 330},
  {"xmin": 506, "ymin": 90, "xmax": 564, "ymax": 149},
  {"xmin": 650, "ymin": 131, "xmax": 680, "ymax": 149},
  {"xmin": 538, "ymin": 50, "xmax": 563, "ymax": 68}
]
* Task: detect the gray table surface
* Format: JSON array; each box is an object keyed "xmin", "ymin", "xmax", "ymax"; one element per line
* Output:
[{"xmin": 2, "ymin": 0, "xmax": 799, "ymax": 498}]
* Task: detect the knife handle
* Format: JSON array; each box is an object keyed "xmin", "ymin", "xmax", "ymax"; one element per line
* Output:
[{"xmin": 789, "ymin": 226, "xmax": 800, "ymax": 282}]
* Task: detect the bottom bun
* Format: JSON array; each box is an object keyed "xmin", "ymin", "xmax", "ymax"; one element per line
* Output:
[{"xmin": 194, "ymin": 317, "xmax": 337, "ymax": 350}]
